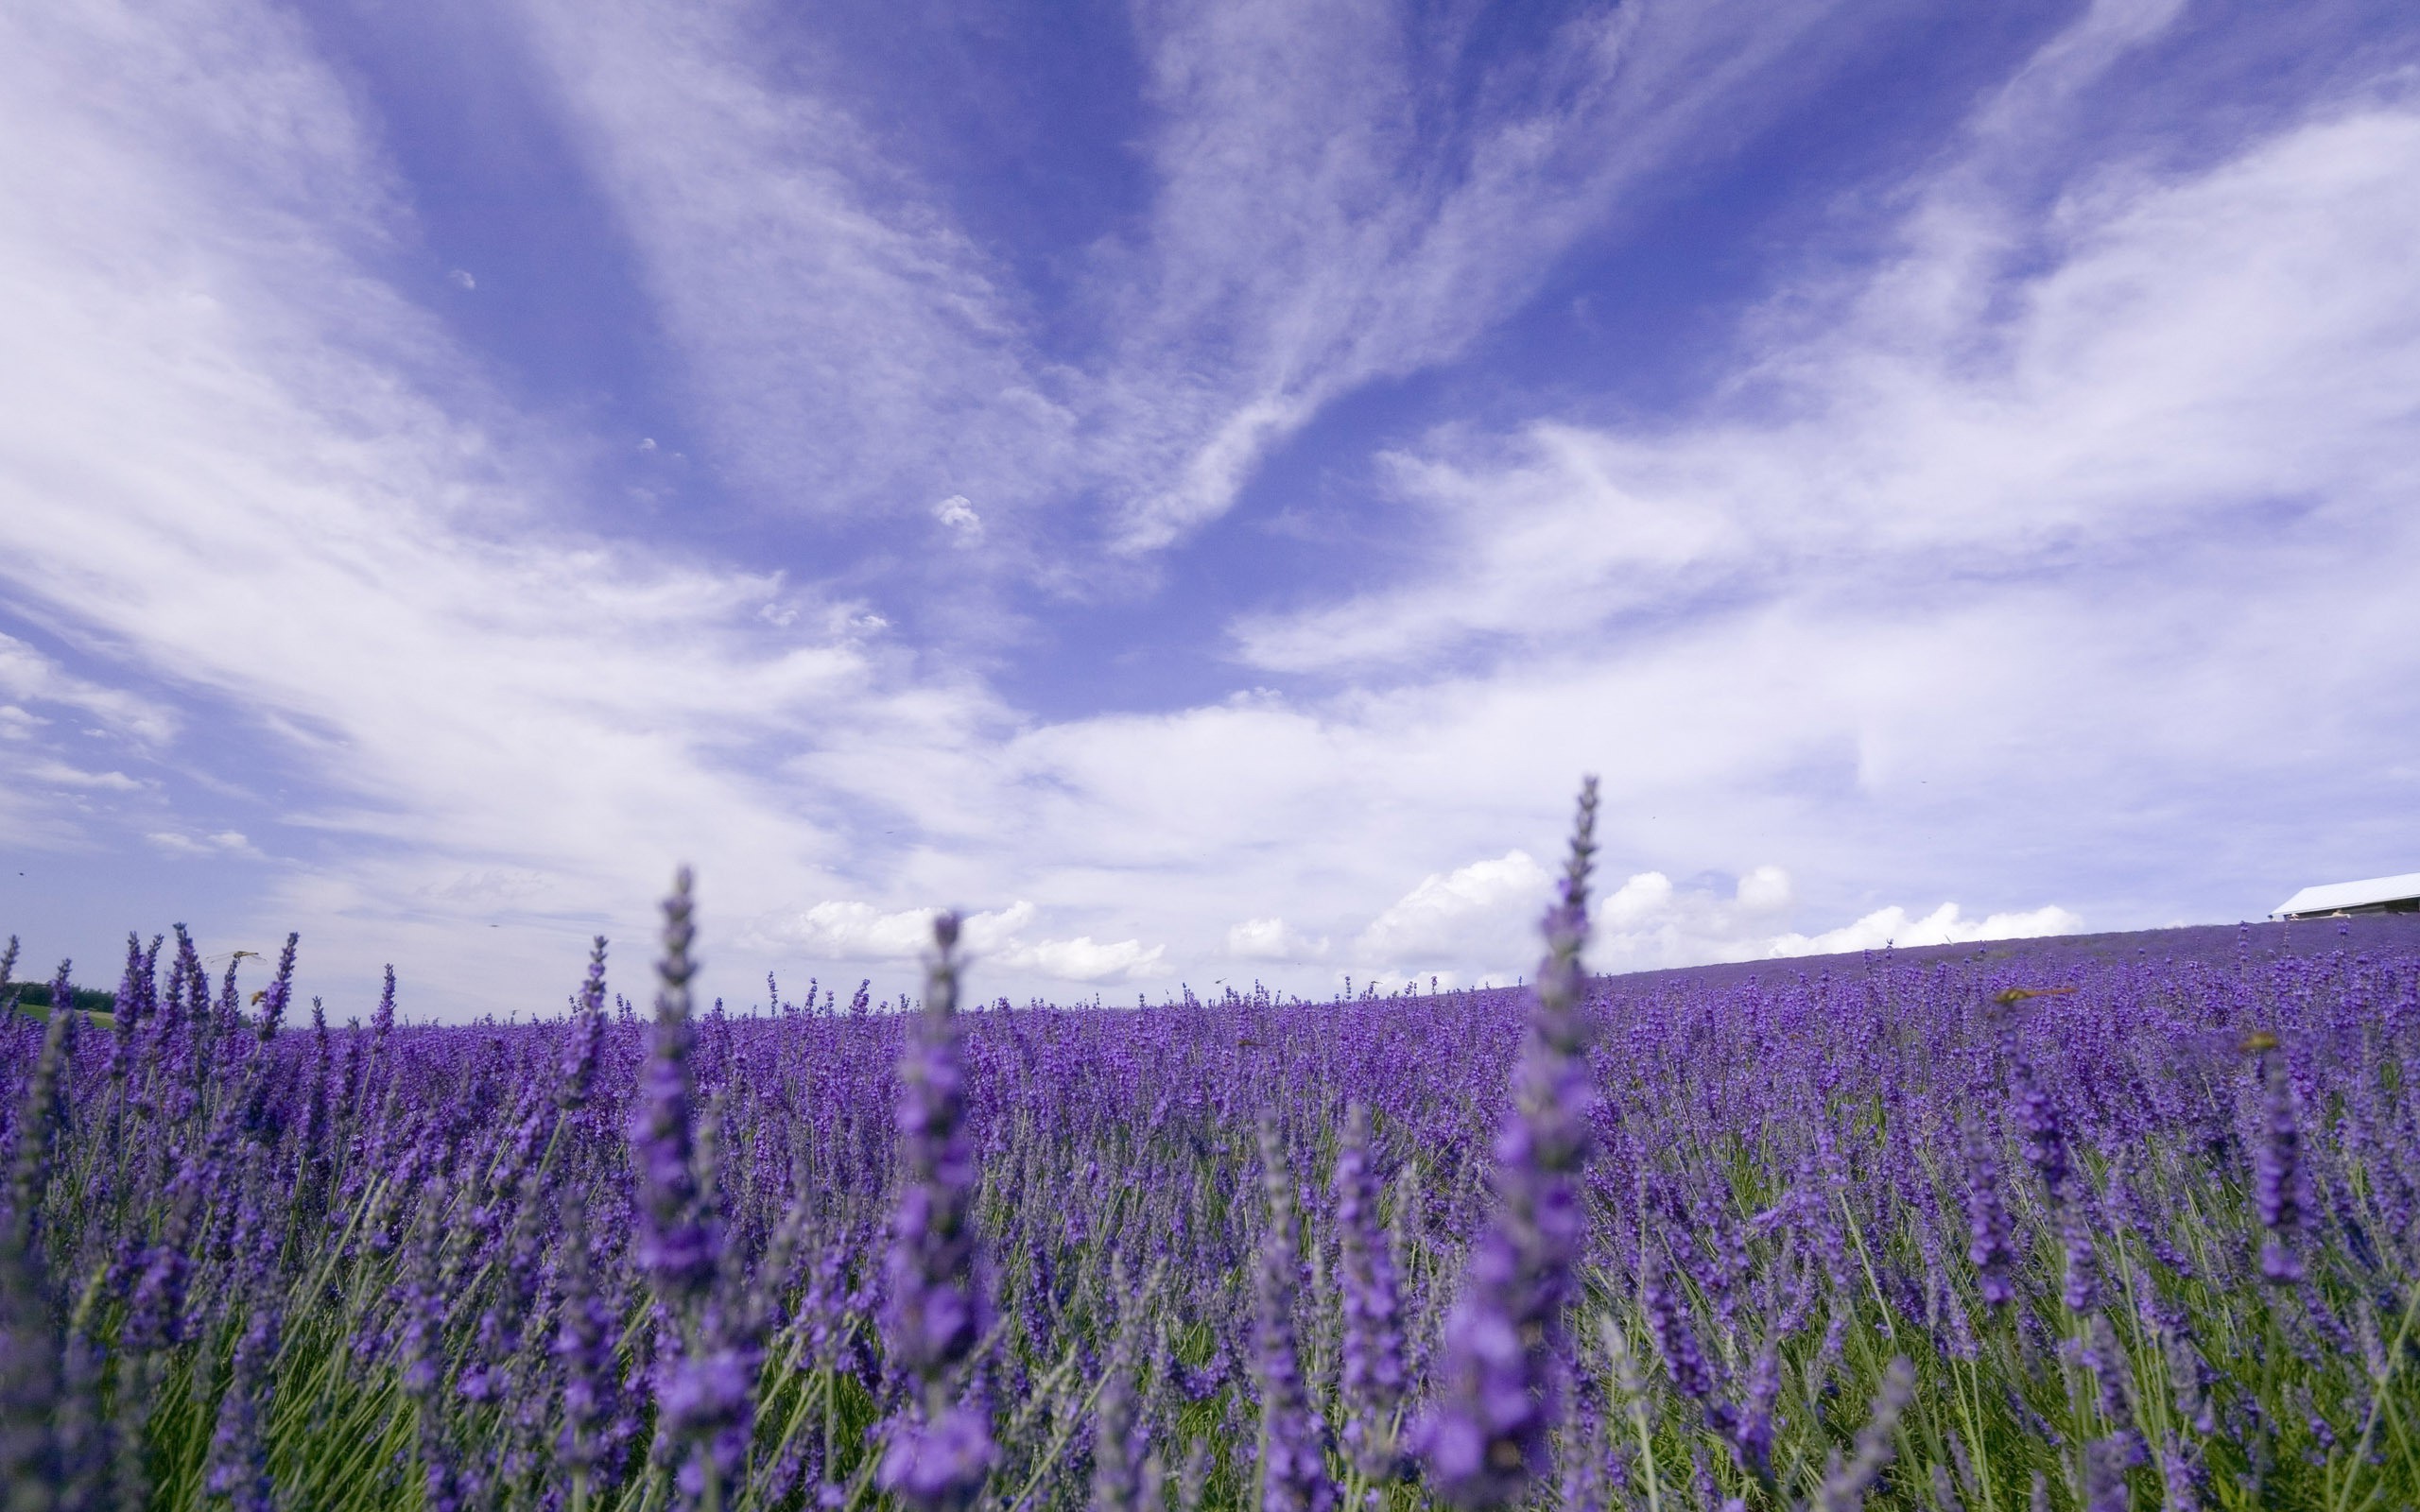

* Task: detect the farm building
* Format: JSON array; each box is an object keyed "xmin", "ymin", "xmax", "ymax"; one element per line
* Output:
[{"xmin": 2272, "ymin": 871, "xmax": 2420, "ymax": 919}]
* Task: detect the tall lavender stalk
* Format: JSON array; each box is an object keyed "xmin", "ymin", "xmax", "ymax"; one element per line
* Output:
[
  {"xmin": 205, "ymin": 1300, "xmax": 282, "ymax": 1512},
  {"xmin": 1814, "ymin": 1358, "xmax": 1915, "ymax": 1512},
  {"xmin": 630, "ymin": 870, "xmax": 757, "ymax": 1510},
  {"xmin": 557, "ymin": 1186, "xmax": 623, "ymax": 1511},
  {"xmin": 1415, "ymin": 778, "xmax": 1601, "ymax": 1508},
  {"xmin": 1254, "ymin": 1120, "xmax": 1335, "ymax": 1512},
  {"xmin": 2250, "ymin": 1042, "xmax": 2303, "ymax": 1283},
  {"xmin": 1333, "ymin": 1101, "xmax": 1406, "ymax": 1485},
  {"xmin": 1, "ymin": 1009, "xmax": 70, "ymax": 1502},
  {"xmin": 632, "ymin": 874, "xmax": 714, "ymax": 1311},
  {"xmin": 877, "ymin": 913, "xmax": 995, "ymax": 1512},
  {"xmin": 1962, "ymin": 1121, "xmax": 2016, "ymax": 1309}
]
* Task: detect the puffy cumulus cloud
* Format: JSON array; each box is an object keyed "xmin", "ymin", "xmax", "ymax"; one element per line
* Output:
[
  {"xmin": 1766, "ymin": 902, "xmax": 2085, "ymax": 958},
  {"xmin": 1735, "ymin": 865, "xmax": 1792, "ymax": 914},
  {"xmin": 1224, "ymin": 917, "xmax": 1328, "ymax": 962},
  {"xmin": 1591, "ymin": 868, "xmax": 1800, "ymax": 972},
  {"xmin": 1581, "ymin": 865, "xmax": 2081, "ymax": 971},
  {"xmin": 932, "ymin": 495, "xmax": 984, "ymax": 546},
  {"xmin": 1355, "ymin": 850, "xmax": 1553, "ymax": 969},
  {"xmin": 1005, "ymin": 936, "xmax": 1168, "ymax": 985},
  {"xmin": 747, "ymin": 899, "xmax": 1163, "ymax": 985},
  {"xmin": 753, "ymin": 900, "xmax": 1023, "ymax": 961}
]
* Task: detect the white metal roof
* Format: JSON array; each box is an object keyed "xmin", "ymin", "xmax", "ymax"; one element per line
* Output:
[{"xmin": 2272, "ymin": 871, "xmax": 2420, "ymax": 918}]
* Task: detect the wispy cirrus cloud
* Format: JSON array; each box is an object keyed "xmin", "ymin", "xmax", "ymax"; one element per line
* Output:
[
  {"xmin": 510, "ymin": 0, "xmax": 1876, "ymax": 568},
  {"xmin": 1101, "ymin": 0, "xmax": 1865, "ymax": 550},
  {"xmin": 1236, "ymin": 90, "xmax": 2420, "ymax": 674},
  {"xmin": 0, "ymin": 0, "xmax": 1018, "ymax": 1005},
  {"xmin": 516, "ymin": 0, "xmax": 1072, "ymax": 544}
]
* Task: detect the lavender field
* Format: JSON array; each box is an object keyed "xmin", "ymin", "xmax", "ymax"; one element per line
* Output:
[{"xmin": 4, "ymin": 799, "xmax": 2418, "ymax": 1512}]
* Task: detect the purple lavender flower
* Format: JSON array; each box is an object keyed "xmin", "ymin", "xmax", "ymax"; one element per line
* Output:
[
  {"xmin": 124, "ymin": 1157, "xmax": 203, "ymax": 1357},
  {"xmin": 556, "ymin": 1186, "xmax": 623, "ymax": 1497},
  {"xmin": 1332, "ymin": 1101, "xmax": 1405, "ymax": 1483},
  {"xmin": 1415, "ymin": 778, "xmax": 1601, "ymax": 1508},
  {"xmin": 1089, "ymin": 1338, "xmax": 1144, "ymax": 1512},
  {"xmin": 1962, "ymin": 1121, "xmax": 2017, "ymax": 1308},
  {"xmin": 373, "ymin": 964, "xmax": 397, "ymax": 1042},
  {"xmin": 2159, "ymin": 1438, "xmax": 2206, "ymax": 1512},
  {"xmin": 1814, "ymin": 1358, "xmax": 1914, "ymax": 1512},
  {"xmin": 880, "ymin": 1405, "xmax": 998, "ymax": 1510},
  {"xmin": 1732, "ymin": 1341, "xmax": 1781, "ymax": 1482},
  {"xmin": 877, "ymin": 912, "xmax": 996, "ymax": 1512},
  {"xmin": 1253, "ymin": 1121, "xmax": 1335, "ymax": 1512},
  {"xmin": 1642, "ymin": 1256, "xmax": 1732, "ymax": 1436},
  {"xmin": 2251, "ymin": 1047, "xmax": 2302, "ymax": 1283},
  {"xmin": 57, "ymin": 1282, "xmax": 112, "ymax": 1512},
  {"xmin": 2059, "ymin": 1200, "xmax": 2103, "ymax": 1317},
  {"xmin": 559, "ymin": 936, "xmax": 610, "ymax": 1112},
  {"xmin": 631, "ymin": 871, "xmax": 716, "ymax": 1307},
  {"xmin": 2012, "ymin": 1065, "xmax": 2070, "ymax": 1200},
  {"xmin": 108, "ymin": 932, "xmax": 149, "ymax": 1081},
  {"xmin": 0, "ymin": 1006, "xmax": 73, "ymax": 1497},
  {"xmin": 2082, "ymin": 1432, "xmax": 2145, "ymax": 1512},
  {"xmin": 205, "ymin": 1301, "xmax": 282, "ymax": 1512},
  {"xmin": 255, "ymin": 932, "xmax": 299, "ymax": 1043},
  {"xmin": 400, "ymin": 1181, "xmax": 461, "ymax": 1512}
]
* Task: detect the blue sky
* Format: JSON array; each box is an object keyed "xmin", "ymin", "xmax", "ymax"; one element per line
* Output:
[{"xmin": 4, "ymin": 0, "xmax": 2417, "ymax": 1018}]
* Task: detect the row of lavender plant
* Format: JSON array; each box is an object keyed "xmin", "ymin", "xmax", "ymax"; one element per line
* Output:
[{"xmin": 1, "ymin": 798, "xmax": 2416, "ymax": 1510}]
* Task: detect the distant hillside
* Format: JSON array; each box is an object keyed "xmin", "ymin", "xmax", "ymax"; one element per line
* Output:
[
  {"xmin": 1598, "ymin": 911, "xmax": 2420, "ymax": 995},
  {"xmin": 4, "ymin": 982, "xmax": 121, "ymax": 1019}
]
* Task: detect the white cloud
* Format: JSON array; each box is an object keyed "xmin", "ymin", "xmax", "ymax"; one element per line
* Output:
[
  {"xmin": 505, "ymin": 0, "xmax": 1876, "ymax": 567},
  {"xmin": 1236, "ymin": 79, "xmax": 2420, "ymax": 675},
  {"xmin": 1575, "ymin": 864, "xmax": 2082, "ymax": 971},
  {"xmin": 0, "ymin": 635, "xmax": 176, "ymax": 746},
  {"xmin": 26, "ymin": 763, "xmax": 145, "ymax": 793},
  {"xmin": 932, "ymin": 494, "xmax": 983, "ymax": 546},
  {"xmin": 759, "ymin": 900, "xmax": 958, "ymax": 961},
  {"xmin": 757, "ymin": 899, "xmax": 1035, "ymax": 961},
  {"xmin": 447, "ymin": 268, "xmax": 475, "ymax": 290},
  {"xmin": 1767, "ymin": 902, "xmax": 2085, "ymax": 957},
  {"xmin": 1735, "ymin": 865, "xmax": 1792, "ymax": 914},
  {"xmin": 1225, "ymin": 916, "xmax": 1327, "ymax": 962},
  {"xmin": 147, "ymin": 829, "xmax": 257, "ymax": 858},
  {"xmin": 516, "ymin": 0, "xmax": 1066, "ymax": 538},
  {"xmin": 1007, "ymin": 936, "xmax": 1168, "ymax": 985},
  {"xmin": 0, "ymin": 0, "xmax": 1017, "ymax": 1009},
  {"xmin": 0, "ymin": 0, "xmax": 2410, "ymax": 1018},
  {"xmin": 746, "ymin": 898, "xmax": 1163, "ymax": 985},
  {"xmin": 1356, "ymin": 850, "xmax": 1553, "ymax": 967}
]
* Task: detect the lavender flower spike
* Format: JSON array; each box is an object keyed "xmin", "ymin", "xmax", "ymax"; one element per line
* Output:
[
  {"xmin": 1254, "ymin": 1120, "xmax": 1336, "ymax": 1512},
  {"xmin": 556, "ymin": 1187, "xmax": 622, "ymax": 1506},
  {"xmin": 1, "ymin": 1010, "xmax": 73, "ymax": 1495},
  {"xmin": 1416, "ymin": 777, "xmax": 1601, "ymax": 1508},
  {"xmin": 1333, "ymin": 1101, "xmax": 1406, "ymax": 1484},
  {"xmin": 1962, "ymin": 1121, "xmax": 2017, "ymax": 1308},
  {"xmin": 1814, "ymin": 1358, "xmax": 1915, "ymax": 1512},
  {"xmin": 205, "ymin": 1301, "xmax": 281, "ymax": 1512},
  {"xmin": 631, "ymin": 870, "xmax": 715, "ymax": 1309},
  {"xmin": 2251, "ymin": 1046, "xmax": 2302, "ymax": 1283},
  {"xmin": 877, "ymin": 912, "xmax": 996, "ymax": 1512}
]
